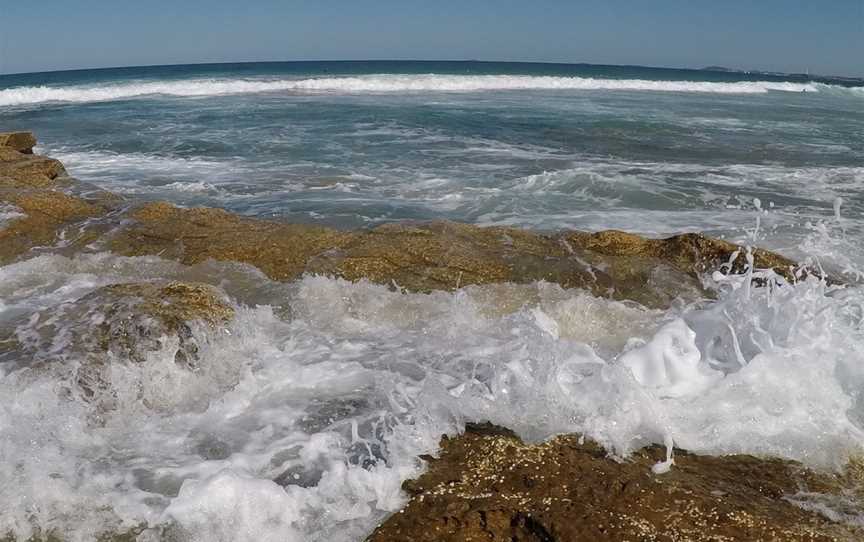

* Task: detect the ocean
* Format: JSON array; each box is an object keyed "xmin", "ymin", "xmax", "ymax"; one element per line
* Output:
[{"xmin": 1, "ymin": 60, "xmax": 863, "ymax": 540}]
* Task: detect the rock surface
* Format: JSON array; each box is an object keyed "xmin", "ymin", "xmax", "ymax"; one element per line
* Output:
[
  {"xmin": 0, "ymin": 189, "xmax": 103, "ymax": 262},
  {"xmin": 6, "ymin": 281, "xmax": 234, "ymax": 411},
  {"xmin": 105, "ymin": 201, "xmax": 805, "ymax": 308},
  {"xmin": 0, "ymin": 132, "xmax": 110, "ymax": 263},
  {"xmin": 108, "ymin": 201, "xmax": 354, "ymax": 281},
  {"xmin": 367, "ymin": 423, "xmax": 864, "ymax": 542},
  {"xmin": 0, "ymin": 131, "xmax": 37, "ymax": 153},
  {"xmin": 564, "ymin": 229, "xmax": 799, "ymax": 281}
]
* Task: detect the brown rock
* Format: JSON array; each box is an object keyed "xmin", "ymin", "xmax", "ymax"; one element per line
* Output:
[
  {"xmin": 0, "ymin": 153, "xmax": 67, "ymax": 188},
  {"xmin": 312, "ymin": 221, "xmax": 593, "ymax": 292},
  {"xmin": 0, "ymin": 147, "xmax": 23, "ymax": 162},
  {"xmin": 0, "ymin": 189, "xmax": 103, "ymax": 263},
  {"xmin": 5, "ymin": 281, "xmax": 234, "ymax": 412},
  {"xmin": 368, "ymin": 423, "xmax": 864, "ymax": 542},
  {"xmin": 70, "ymin": 281, "xmax": 233, "ymax": 368},
  {"xmin": 0, "ymin": 131, "xmax": 37, "ymax": 153},
  {"xmin": 90, "ymin": 281, "xmax": 235, "ymax": 329},
  {"xmin": 109, "ymin": 203, "xmax": 723, "ymax": 307},
  {"xmin": 109, "ymin": 201, "xmax": 355, "ymax": 281},
  {"xmin": 565, "ymin": 230, "xmax": 800, "ymax": 282}
]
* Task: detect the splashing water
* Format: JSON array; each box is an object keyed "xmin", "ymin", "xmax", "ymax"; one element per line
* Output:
[
  {"xmin": 1, "ymin": 216, "xmax": 863, "ymax": 540},
  {"xmin": 0, "ymin": 75, "xmax": 837, "ymax": 108},
  {"xmin": 2, "ymin": 60, "xmax": 863, "ymax": 541}
]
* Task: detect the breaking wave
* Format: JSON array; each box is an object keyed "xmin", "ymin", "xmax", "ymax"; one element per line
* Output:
[
  {"xmin": 0, "ymin": 74, "xmax": 850, "ymax": 107},
  {"xmin": 2, "ymin": 224, "xmax": 864, "ymax": 541}
]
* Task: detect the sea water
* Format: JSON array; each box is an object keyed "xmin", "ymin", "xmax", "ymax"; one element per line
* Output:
[{"xmin": 0, "ymin": 61, "xmax": 863, "ymax": 540}]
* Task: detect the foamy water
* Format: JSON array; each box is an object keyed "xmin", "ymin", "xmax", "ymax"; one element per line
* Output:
[
  {"xmin": 2, "ymin": 61, "xmax": 864, "ymax": 540},
  {"xmin": 0, "ymin": 75, "xmax": 843, "ymax": 107},
  {"xmin": 1, "ymin": 217, "xmax": 863, "ymax": 540},
  {"xmin": 0, "ymin": 203, "xmax": 25, "ymax": 229}
]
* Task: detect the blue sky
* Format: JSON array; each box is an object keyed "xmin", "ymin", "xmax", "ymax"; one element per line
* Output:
[{"xmin": 1, "ymin": 0, "xmax": 862, "ymax": 76}]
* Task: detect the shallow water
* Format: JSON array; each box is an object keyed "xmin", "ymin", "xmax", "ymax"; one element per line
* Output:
[{"xmin": 1, "ymin": 61, "xmax": 864, "ymax": 540}]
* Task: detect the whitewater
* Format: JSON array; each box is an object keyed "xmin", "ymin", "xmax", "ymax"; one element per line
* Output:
[
  {"xmin": 1, "ymin": 61, "xmax": 864, "ymax": 540},
  {"xmin": 0, "ymin": 74, "xmax": 853, "ymax": 107}
]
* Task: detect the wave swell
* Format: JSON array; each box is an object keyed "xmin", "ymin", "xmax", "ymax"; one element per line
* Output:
[{"xmin": 0, "ymin": 74, "xmax": 850, "ymax": 106}]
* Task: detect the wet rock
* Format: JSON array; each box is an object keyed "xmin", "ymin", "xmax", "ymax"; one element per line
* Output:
[
  {"xmin": 109, "ymin": 201, "xmax": 354, "ymax": 281},
  {"xmin": 9, "ymin": 281, "xmax": 234, "ymax": 409},
  {"xmin": 71, "ymin": 281, "xmax": 233, "ymax": 369},
  {"xmin": 0, "ymin": 138, "xmax": 111, "ymax": 264},
  {"xmin": 564, "ymin": 229, "xmax": 800, "ymax": 282},
  {"xmin": 109, "ymin": 203, "xmax": 714, "ymax": 307},
  {"xmin": 107, "ymin": 201, "xmax": 806, "ymax": 308},
  {"xmin": 0, "ymin": 150, "xmax": 66, "ymax": 188},
  {"xmin": 0, "ymin": 136, "xmax": 809, "ymax": 308},
  {"xmin": 0, "ymin": 189, "xmax": 103, "ymax": 263},
  {"xmin": 0, "ymin": 131, "xmax": 37, "ymax": 153},
  {"xmin": 313, "ymin": 221, "xmax": 603, "ymax": 292},
  {"xmin": 367, "ymin": 423, "xmax": 864, "ymax": 542},
  {"xmin": 0, "ymin": 528, "xmax": 144, "ymax": 542}
]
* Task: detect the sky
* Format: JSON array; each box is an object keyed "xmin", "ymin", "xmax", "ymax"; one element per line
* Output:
[{"xmin": 1, "ymin": 0, "xmax": 862, "ymax": 77}]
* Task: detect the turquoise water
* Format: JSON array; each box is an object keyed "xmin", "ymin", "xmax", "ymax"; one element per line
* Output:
[{"xmin": 2, "ymin": 61, "xmax": 864, "ymax": 541}]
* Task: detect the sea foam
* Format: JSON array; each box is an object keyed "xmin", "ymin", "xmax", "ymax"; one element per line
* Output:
[
  {"xmin": 0, "ymin": 74, "xmax": 838, "ymax": 107},
  {"xmin": 2, "ymin": 226, "xmax": 864, "ymax": 540}
]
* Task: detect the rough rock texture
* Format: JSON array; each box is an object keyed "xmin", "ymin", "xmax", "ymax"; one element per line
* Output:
[
  {"xmin": 0, "ymin": 134, "xmax": 850, "ymax": 541},
  {"xmin": 0, "ymin": 131, "xmax": 37, "ymax": 153},
  {"xmin": 368, "ymin": 423, "xmax": 864, "ymax": 542},
  {"xmin": 0, "ymin": 153, "xmax": 66, "ymax": 188},
  {"xmin": 0, "ymin": 531, "xmax": 141, "ymax": 542},
  {"xmin": 108, "ymin": 201, "xmax": 354, "ymax": 281},
  {"xmin": 564, "ymin": 229, "xmax": 800, "ymax": 282},
  {"xmin": 0, "ymin": 133, "xmax": 66, "ymax": 188},
  {"xmin": 0, "ymin": 189, "xmax": 103, "ymax": 263},
  {"xmin": 5, "ymin": 281, "xmax": 234, "ymax": 410},
  {"xmin": 0, "ymin": 133, "xmax": 111, "ymax": 263},
  {"xmin": 105, "ymin": 201, "xmax": 804, "ymax": 308},
  {"xmin": 70, "ymin": 281, "xmax": 232, "ymax": 363}
]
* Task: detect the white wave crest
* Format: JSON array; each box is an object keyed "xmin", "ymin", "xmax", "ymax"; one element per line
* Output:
[{"xmin": 0, "ymin": 75, "xmax": 838, "ymax": 107}]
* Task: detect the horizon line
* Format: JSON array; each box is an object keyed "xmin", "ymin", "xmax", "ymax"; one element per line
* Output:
[{"xmin": 1, "ymin": 58, "xmax": 861, "ymax": 82}]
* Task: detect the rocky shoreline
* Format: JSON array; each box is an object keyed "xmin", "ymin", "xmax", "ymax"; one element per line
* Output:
[
  {"xmin": 0, "ymin": 132, "xmax": 804, "ymax": 307},
  {"xmin": 1, "ymin": 132, "xmax": 861, "ymax": 541},
  {"xmin": 368, "ymin": 423, "xmax": 864, "ymax": 541}
]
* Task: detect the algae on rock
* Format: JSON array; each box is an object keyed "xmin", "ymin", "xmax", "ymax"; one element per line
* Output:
[{"xmin": 368, "ymin": 423, "xmax": 864, "ymax": 542}]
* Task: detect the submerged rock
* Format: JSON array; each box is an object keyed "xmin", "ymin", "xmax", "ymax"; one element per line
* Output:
[
  {"xmin": 8, "ymin": 281, "xmax": 234, "ymax": 410},
  {"xmin": 0, "ymin": 134, "xmax": 848, "ymax": 541},
  {"xmin": 368, "ymin": 423, "xmax": 864, "ymax": 542}
]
